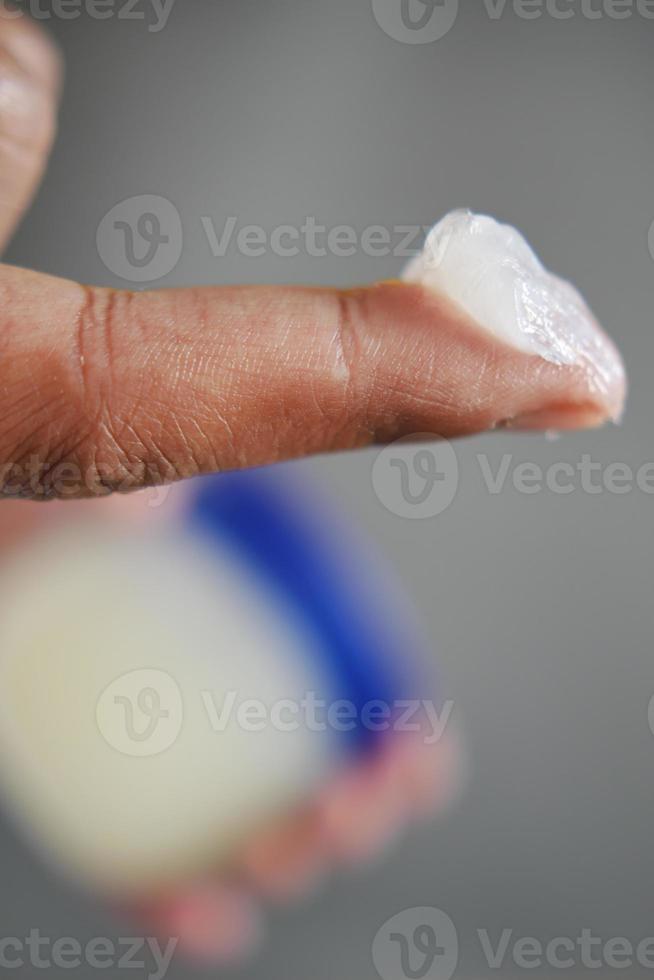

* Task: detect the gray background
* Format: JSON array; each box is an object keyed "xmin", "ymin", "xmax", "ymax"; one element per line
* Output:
[{"xmin": 2, "ymin": 1, "xmax": 654, "ymax": 977}]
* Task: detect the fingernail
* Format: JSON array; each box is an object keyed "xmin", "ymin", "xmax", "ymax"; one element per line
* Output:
[
  {"xmin": 403, "ymin": 210, "xmax": 627, "ymax": 423},
  {"xmin": 502, "ymin": 405, "xmax": 619, "ymax": 433}
]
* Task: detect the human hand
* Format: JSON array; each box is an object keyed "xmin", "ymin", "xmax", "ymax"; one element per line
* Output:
[
  {"xmin": 0, "ymin": 14, "xmax": 625, "ymax": 504},
  {"xmin": 0, "ymin": 9, "xmax": 626, "ymax": 963}
]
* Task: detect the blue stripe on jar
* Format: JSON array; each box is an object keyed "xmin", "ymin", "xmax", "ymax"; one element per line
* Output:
[{"xmin": 186, "ymin": 467, "xmax": 431, "ymax": 756}]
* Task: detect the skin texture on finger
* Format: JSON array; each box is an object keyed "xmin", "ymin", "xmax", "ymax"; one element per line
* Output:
[
  {"xmin": 0, "ymin": 11, "xmax": 61, "ymax": 253},
  {"xmin": 0, "ymin": 266, "xmax": 626, "ymax": 500}
]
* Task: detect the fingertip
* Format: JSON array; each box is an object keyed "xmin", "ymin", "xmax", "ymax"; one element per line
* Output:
[
  {"xmin": 400, "ymin": 211, "xmax": 627, "ymax": 432},
  {"xmin": 238, "ymin": 812, "xmax": 327, "ymax": 901},
  {"xmin": 136, "ymin": 883, "xmax": 262, "ymax": 965},
  {"xmin": 317, "ymin": 758, "xmax": 407, "ymax": 865},
  {"xmin": 362, "ymin": 279, "xmax": 626, "ymax": 437}
]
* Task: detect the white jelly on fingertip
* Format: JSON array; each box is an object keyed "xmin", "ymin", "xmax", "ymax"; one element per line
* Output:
[{"xmin": 402, "ymin": 210, "xmax": 626, "ymax": 421}]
